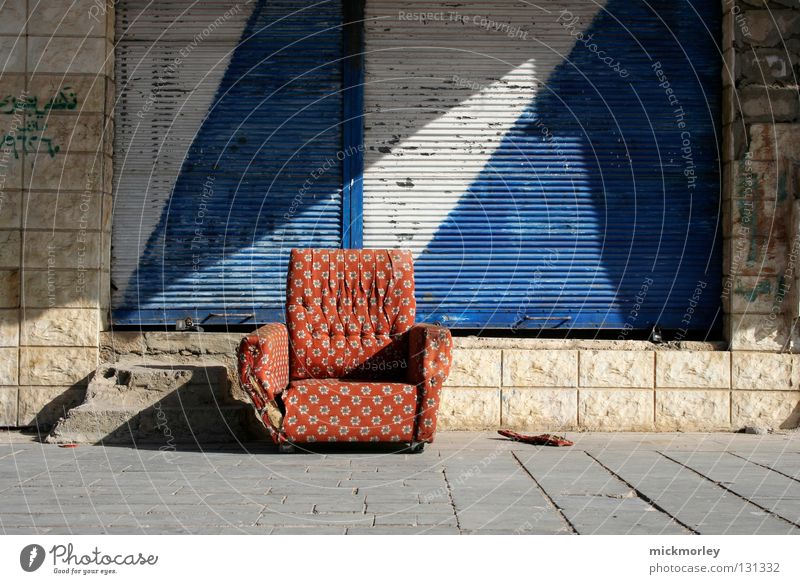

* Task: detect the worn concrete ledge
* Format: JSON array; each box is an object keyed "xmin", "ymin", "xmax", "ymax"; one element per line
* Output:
[
  {"xmin": 100, "ymin": 331, "xmax": 726, "ymax": 355},
  {"xmin": 452, "ymin": 337, "xmax": 726, "ymax": 351},
  {"xmin": 47, "ymin": 359, "xmax": 265, "ymax": 445}
]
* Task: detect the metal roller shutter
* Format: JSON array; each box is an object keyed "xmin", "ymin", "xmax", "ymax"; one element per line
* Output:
[
  {"xmin": 112, "ymin": 0, "xmax": 345, "ymax": 326},
  {"xmin": 362, "ymin": 0, "xmax": 722, "ymax": 331}
]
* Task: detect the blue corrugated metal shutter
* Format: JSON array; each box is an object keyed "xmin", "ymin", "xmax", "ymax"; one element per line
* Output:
[
  {"xmin": 112, "ymin": 0, "xmax": 345, "ymax": 325},
  {"xmin": 362, "ymin": 0, "xmax": 722, "ymax": 331}
]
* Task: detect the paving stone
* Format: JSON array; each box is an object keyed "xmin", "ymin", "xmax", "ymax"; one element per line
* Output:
[
  {"xmin": 457, "ymin": 506, "xmax": 568, "ymax": 533},
  {"xmin": 515, "ymin": 451, "xmax": 633, "ymax": 498},
  {"xmin": 312, "ymin": 498, "xmax": 366, "ymax": 514},
  {"xmin": 555, "ymin": 496, "xmax": 689, "ymax": 535},
  {"xmin": 664, "ymin": 450, "xmax": 800, "ymax": 514},
  {"xmin": 190, "ymin": 526, "xmax": 275, "ymax": 534},
  {"xmin": 256, "ymin": 511, "xmax": 374, "ymax": 527},
  {"xmin": 271, "ymin": 527, "xmax": 347, "ymax": 535},
  {"xmin": 515, "ymin": 450, "xmax": 685, "ymax": 534},
  {"xmin": 1, "ymin": 431, "xmax": 800, "ymax": 534},
  {"xmin": 732, "ymin": 452, "xmax": 800, "ymax": 480},
  {"xmin": 594, "ymin": 450, "xmax": 799, "ymax": 534},
  {"xmin": 374, "ymin": 513, "xmax": 458, "ymax": 527},
  {"xmin": 346, "ymin": 526, "xmax": 460, "ymax": 535}
]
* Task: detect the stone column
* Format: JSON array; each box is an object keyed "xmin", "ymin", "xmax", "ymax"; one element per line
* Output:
[
  {"xmin": 722, "ymin": 0, "xmax": 800, "ymax": 351},
  {"xmin": 0, "ymin": 0, "xmax": 114, "ymax": 427}
]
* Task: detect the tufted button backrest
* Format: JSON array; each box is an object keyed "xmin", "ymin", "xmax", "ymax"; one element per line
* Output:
[{"xmin": 286, "ymin": 249, "xmax": 416, "ymax": 380}]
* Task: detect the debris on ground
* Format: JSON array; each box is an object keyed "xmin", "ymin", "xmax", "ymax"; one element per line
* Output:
[
  {"xmin": 497, "ymin": 429, "xmax": 574, "ymax": 447},
  {"xmin": 742, "ymin": 426, "xmax": 770, "ymax": 435}
]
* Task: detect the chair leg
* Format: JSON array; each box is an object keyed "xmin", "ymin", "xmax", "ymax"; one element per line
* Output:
[
  {"xmin": 278, "ymin": 442, "xmax": 296, "ymax": 454},
  {"xmin": 409, "ymin": 441, "xmax": 425, "ymax": 454}
]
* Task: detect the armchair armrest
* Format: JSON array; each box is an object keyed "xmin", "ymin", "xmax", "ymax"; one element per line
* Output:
[
  {"xmin": 407, "ymin": 323, "xmax": 453, "ymax": 442},
  {"xmin": 237, "ymin": 323, "xmax": 289, "ymax": 441}
]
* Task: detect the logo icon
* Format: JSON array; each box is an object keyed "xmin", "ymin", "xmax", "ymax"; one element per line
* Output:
[{"xmin": 20, "ymin": 544, "xmax": 46, "ymax": 572}]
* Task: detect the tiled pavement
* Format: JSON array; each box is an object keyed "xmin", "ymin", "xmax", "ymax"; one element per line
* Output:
[{"xmin": 0, "ymin": 431, "xmax": 798, "ymax": 535}]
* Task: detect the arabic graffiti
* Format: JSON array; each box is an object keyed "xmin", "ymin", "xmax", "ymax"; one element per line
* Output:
[
  {"xmin": 0, "ymin": 87, "xmax": 79, "ymax": 158},
  {"xmin": 2, "ymin": 118, "xmax": 61, "ymax": 158},
  {"xmin": 0, "ymin": 88, "xmax": 79, "ymax": 116}
]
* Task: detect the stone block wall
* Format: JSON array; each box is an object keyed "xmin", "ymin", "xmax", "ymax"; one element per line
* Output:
[
  {"xmin": 0, "ymin": 1, "xmax": 114, "ymax": 427},
  {"xmin": 722, "ymin": 0, "xmax": 800, "ymax": 350},
  {"xmin": 438, "ymin": 339, "xmax": 800, "ymax": 431},
  {"xmin": 99, "ymin": 334, "xmax": 800, "ymax": 433}
]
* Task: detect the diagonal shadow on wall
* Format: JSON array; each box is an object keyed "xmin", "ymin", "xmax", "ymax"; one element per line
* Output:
[
  {"xmin": 408, "ymin": 0, "xmax": 723, "ymax": 331},
  {"xmin": 115, "ymin": 0, "xmax": 722, "ymax": 333}
]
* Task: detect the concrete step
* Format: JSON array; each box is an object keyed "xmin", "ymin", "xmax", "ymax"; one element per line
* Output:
[
  {"xmin": 48, "ymin": 359, "xmax": 266, "ymax": 445},
  {"xmin": 47, "ymin": 403, "xmax": 257, "ymax": 445},
  {"xmin": 87, "ymin": 360, "xmax": 233, "ymax": 408}
]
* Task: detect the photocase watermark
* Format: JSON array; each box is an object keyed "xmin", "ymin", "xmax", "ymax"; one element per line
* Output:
[
  {"xmin": 451, "ymin": 74, "xmax": 491, "ymax": 93},
  {"xmin": 20, "ymin": 542, "xmax": 159, "ymax": 575},
  {"xmin": 397, "ymin": 10, "xmax": 529, "ymax": 40},
  {"xmin": 512, "ymin": 249, "xmax": 560, "ymax": 331},
  {"xmin": 153, "ymin": 401, "xmax": 178, "ymax": 462},
  {"xmin": 75, "ymin": 169, "xmax": 99, "ymax": 299},
  {"xmin": 556, "ymin": 9, "xmax": 628, "ymax": 78},
  {"xmin": 724, "ymin": 0, "xmax": 752, "ymax": 39},
  {"xmin": 191, "ymin": 175, "xmax": 215, "ymax": 297},
  {"xmin": 513, "ymin": 506, "xmax": 552, "ymax": 534},
  {"xmin": 46, "ymin": 242, "xmax": 57, "ymax": 307},
  {"xmin": 88, "ymin": 0, "xmax": 118, "ymax": 23},
  {"xmin": 652, "ymin": 60, "xmax": 696, "ymax": 191},
  {"xmin": 357, "ymin": 358, "xmax": 407, "ymax": 373},
  {"xmin": 762, "ymin": 233, "xmax": 800, "ymax": 329},
  {"xmin": 618, "ymin": 276, "xmax": 654, "ymax": 340},
  {"xmin": 283, "ymin": 143, "xmax": 366, "ymax": 229},
  {"xmin": 20, "ymin": 544, "xmax": 46, "ymax": 572},
  {"xmin": 137, "ymin": 2, "xmax": 249, "ymax": 118},
  {"xmin": 674, "ymin": 280, "xmax": 708, "ymax": 341},
  {"xmin": 721, "ymin": 152, "xmax": 754, "ymax": 301},
  {"xmin": 0, "ymin": 89, "xmax": 27, "ymax": 214}
]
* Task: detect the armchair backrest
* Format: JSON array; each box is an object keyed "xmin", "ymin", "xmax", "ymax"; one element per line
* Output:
[{"xmin": 286, "ymin": 248, "xmax": 416, "ymax": 380}]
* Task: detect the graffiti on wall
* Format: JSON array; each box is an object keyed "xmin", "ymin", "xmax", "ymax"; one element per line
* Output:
[{"xmin": 0, "ymin": 87, "xmax": 78, "ymax": 158}]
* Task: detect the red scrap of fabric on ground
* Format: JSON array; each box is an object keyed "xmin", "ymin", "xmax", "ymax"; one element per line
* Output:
[{"xmin": 497, "ymin": 429, "xmax": 573, "ymax": 447}]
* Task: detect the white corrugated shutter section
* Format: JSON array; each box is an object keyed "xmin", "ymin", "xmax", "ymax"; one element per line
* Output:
[
  {"xmin": 362, "ymin": 1, "xmax": 588, "ymax": 254},
  {"xmin": 112, "ymin": 0, "xmax": 254, "ymax": 307},
  {"xmin": 361, "ymin": 1, "xmax": 604, "ymax": 327},
  {"xmin": 361, "ymin": 0, "xmax": 722, "ymax": 330}
]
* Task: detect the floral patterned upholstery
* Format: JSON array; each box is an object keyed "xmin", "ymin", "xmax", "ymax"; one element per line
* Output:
[
  {"xmin": 408, "ymin": 324, "xmax": 453, "ymax": 442},
  {"xmin": 237, "ymin": 323, "xmax": 289, "ymax": 441},
  {"xmin": 282, "ymin": 380, "xmax": 417, "ymax": 443},
  {"xmin": 236, "ymin": 248, "xmax": 452, "ymax": 446},
  {"xmin": 286, "ymin": 248, "xmax": 415, "ymax": 380}
]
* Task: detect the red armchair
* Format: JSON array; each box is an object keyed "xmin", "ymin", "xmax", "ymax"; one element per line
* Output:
[{"xmin": 237, "ymin": 249, "xmax": 452, "ymax": 452}]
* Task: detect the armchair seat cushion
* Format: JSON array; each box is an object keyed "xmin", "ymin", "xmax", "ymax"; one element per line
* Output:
[{"xmin": 281, "ymin": 379, "xmax": 418, "ymax": 443}]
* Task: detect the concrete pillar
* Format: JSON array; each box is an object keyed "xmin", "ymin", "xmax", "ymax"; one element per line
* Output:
[
  {"xmin": 721, "ymin": 0, "xmax": 800, "ymax": 351},
  {"xmin": 0, "ymin": 0, "xmax": 114, "ymax": 427}
]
